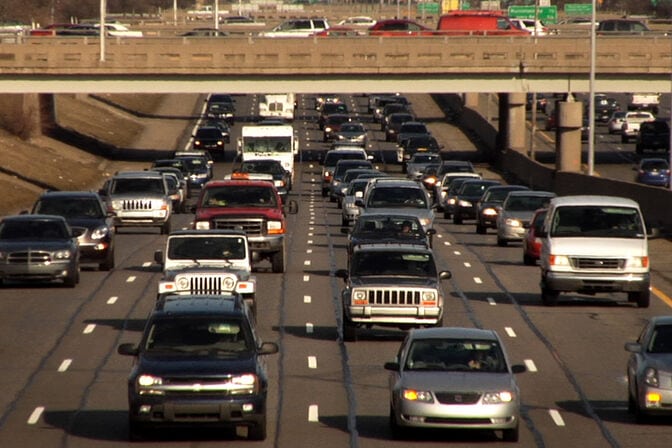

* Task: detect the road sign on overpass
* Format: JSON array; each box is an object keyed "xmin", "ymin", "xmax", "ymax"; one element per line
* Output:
[{"xmin": 508, "ymin": 5, "xmax": 558, "ymax": 23}]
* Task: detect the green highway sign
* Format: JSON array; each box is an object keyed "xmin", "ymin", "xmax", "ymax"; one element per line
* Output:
[
  {"xmin": 508, "ymin": 5, "xmax": 558, "ymax": 23},
  {"xmin": 565, "ymin": 3, "xmax": 593, "ymax": 16}
]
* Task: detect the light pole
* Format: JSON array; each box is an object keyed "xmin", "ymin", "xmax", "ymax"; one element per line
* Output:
[
  {"xmin": 99, "ymin": 0, "xmax": 106, "ymax": 62},
  {"xmin": 587, "ymin": 0, "xmax": 596, "ymax": 176}
]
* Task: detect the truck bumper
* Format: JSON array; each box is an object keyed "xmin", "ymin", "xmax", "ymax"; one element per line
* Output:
[{"xmin": 543, "ymin": 271, "xmax": 650, "ymax": 293}]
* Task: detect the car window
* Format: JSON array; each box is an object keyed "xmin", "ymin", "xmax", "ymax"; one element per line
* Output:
[
  {"xmin": 550, "ymin": 205, "xmax": 645, "ymax": 238},
  {"xmin": 145, "ymin": 317, "xmax": 253, "ymax": 354},
  {"xmin": 112, "ymin": 178, "xmax": 165, "ymax": 195},
  {"xmin": 647, "ymin": 325, "xmax": 672, "ymax": 353},
  {"xmin": 405, "ymin": 339, "xmax": 506, "ymax": 373},
  {"xmin": 368, "ymin": 187, "xmax": 427, "ymax": 208},
  {"xmin": 351, "ymin": 251, "xmax": 436, "ymax": 277},
  {"xmin": 35, "ymin": 197, "xmax": 104, "ymax": 218},
  {"xmin": 202, "ymin": 186, "xmax": 276, "ymax": 208},
  {"xmin": 168, "ymin": 236, "xmax": 246, "ymax": 260}
]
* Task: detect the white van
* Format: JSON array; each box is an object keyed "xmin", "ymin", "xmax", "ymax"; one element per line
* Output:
[
  {"xmin": 539, "ymin": 195, "xmax": 650, "ymax": 307},
  {"xmin": 259, "ymin": 18, "xmax": 329, "ymax": 37}
]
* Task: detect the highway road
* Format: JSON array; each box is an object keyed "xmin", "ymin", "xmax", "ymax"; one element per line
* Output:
[{"xmin": 0, "ymin": 94, "xmax": 671, "ymax": 447}]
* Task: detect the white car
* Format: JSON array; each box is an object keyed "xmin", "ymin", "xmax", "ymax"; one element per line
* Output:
[
  {"xmin": 621, "ymin": 111, "xmax": 655, "ymax": 143},
  {"xmin": 510, "ymin": 19, "xmax": 549, "ymax": 36},
  {"xmin": 337, "ymin": 16, "xmax": 376, "ymax": 33},
  {"xmin": 259, "ymin": 18, "xmax": 329, "ymax": 37}
]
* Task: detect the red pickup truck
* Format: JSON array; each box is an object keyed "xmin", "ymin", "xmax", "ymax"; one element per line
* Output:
[{"xmin": 192, "ymin": 180, "xmax": 297, "ymax": 273}]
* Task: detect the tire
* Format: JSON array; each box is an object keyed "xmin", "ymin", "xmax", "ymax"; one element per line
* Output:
[
  {"xmin": 630, "ymin": 290, "xmax": 650, "ymax": 308},
  {"xmin": 99, "ymin": 250, "xmax": 115, "ymax": 271},
  {"xmin": 247, "ymin": 416, "xmax": 267, "ymax": 441},
  {"xmin": 541, "ymin": 287, "xmax": 559, "ymax": 306},
  {"xmin": 523, "ymin": 253, "xmax": 535, "ymax": 266},
  {"xmin": 453, "ymin": 214, "xmax": 462, "ymax": 224},
  {"xmin": 343, "ymin": 318, "xmax": 357, "ymax": 342},
  {"xmin": 502, "ymin": 424, "xmax": 519, "ymax": 443},
  {"xmin": 321, "ymin": 188, "xmax": 328, "ymax": 197},
  {"xmin": 476, "ymin": 224, "xmax": 486, "ymax": 235},
  {"xmin": 497, "ymin": 238, "xmax": 507, "ymax": 247},
  {"xmin": 622, "ymin": 135, "xmax": 629, "ymax": 143},
  {"xmin": 271, "ymin": 248, "xmax": 285, "ymax": 273},
  {"xmin": 635, "ymin": 144, "xmax": 643, "ymax": 154},
  {"xmin": 63, "ymin": 267, "xmax": 79, "ymax": 288},
  {"xmin": 443, "ymin": 211, "xmax": 451, "ymax": 220},
  {"xmin": 341, "ymin": 216, "xmax": 349, "ymax": 227},
  {"xmin": 128, "ymin": 419, "xmax": 145, "ymax": 441},
  {"xmin": 389, "ymin": 406, "xmax": 406, "ymax": 440},
  {"xmin": 160, "ymin": 220, "xmax": 171, "ymax": 235},
  {"xmin": 628, "ymin": 389, "xmax": 636, "ymax": 414}
]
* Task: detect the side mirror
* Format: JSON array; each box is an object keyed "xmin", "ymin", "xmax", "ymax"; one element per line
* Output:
[
  {"xmin": 19, "ymin": 209, "xmax": 29, "ymax": 215},
  {"xmin": 439, "ymin": 270, "xmax": 452, "ymax": 280},
  {"xmin": 154, "ymin": 249, "xmax": 164, "ymax": 266},
  {"xmin": 355, "ymin": 199, "xmax": 364, "ymax": 207},
  {"xmin": 383, "ymin": 361, "xmax": 400, "ymax": 371},
  {"xmin": 511, "ymin": 364, "xmax": 526, "ymax": 374},
  {"xmin": 258, "ymin": 341, "xmax": 279, "ymax": 355},
  {"xmin": 624, "ymin": 342, "xmax": 642, "ymax": 353},
  {"xmin": 426, "ymin": 228, "xmax": 437, "ymax": 236},
  {"xmin": 117, "ymin": 343, "xmax": 139, "ymax": 357}
]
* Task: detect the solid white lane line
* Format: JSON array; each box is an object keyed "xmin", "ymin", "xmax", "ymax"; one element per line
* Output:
[
  {"xmin": 549, "ymin": 409, "xmax": 566, "ymax": 426},
  {"xmin": 126, "ymin": 276, "xmax": 136, "ymax": 283},
  {"xmin": 306, "ymin": 323, "xmax": 314, "ymax": 334},
  {"xmin": 308, "ymin": 405, "xmax": 319, "ymax": 422},
  {"xmin": 524, "ymin": 359, "xmax": 538, "ymax": 373},
  {"xmin": 27, "ymin": 407, "xmax": 44, "ymax": 425},
  {"xmin": 58, "ymin": 359, "xmax": 72, "ymax": 372},
  {"xmin": 464, "ymin": 262, "xmax": 471, "ymax": 267},
  {"xmin": 308, "ymin": 356, "xmax": 317, "ymax": 369},
  {"xmin": 303, "ymin": 275, "xmax": 310, "ymax": 282},
  {"xmin": 107, "ymin": 296, "xmax": 118, "ymax": 305},
  {"xmin": 83, "ymin": 324, "xmax": 96, "ymax": 334},
  {"xmin": 473, "ymin": 277, "xmax": 483, "ymax": 284},
  {"xmin": 487, "ymin": 297, "xmax": 496, "ymax": 305},
  {"xmin": 304, "ymin": 295, "xmax": 312, "ymax": 303},
  {"xmin": 504, "ymin": 327, "xmax": 517, "ymax": 337}
]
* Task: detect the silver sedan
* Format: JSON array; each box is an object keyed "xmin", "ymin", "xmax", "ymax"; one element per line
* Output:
[{"xmin": 384, "ymin": 327, "xmax": 523, "ymax": 442}]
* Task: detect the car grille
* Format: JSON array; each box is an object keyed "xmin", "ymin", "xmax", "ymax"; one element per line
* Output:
[
  {"xmin": 174, "ymin": 272, "xmax": 238, "ymax": 293},
  {"xmin": 7, "ymin": 251, "xmax": 51, "ymax": 264},
  {"xmin": 435, "ymin": 392, "xmax": 481, "ymax": 405},
  {"xmin": 570, "ymin": 257, "xmax": 625, "ymax": 269},
  {"xmin": 363, "ymin": 288, "xmax": 424, "ymax": 305},
  {"xmin": 212, "ymin": 218, "xmax": 265, "ymax": 236},
  {"xmin": 121, "ymin": 199, "xmax": 153, "ymax": 210}
]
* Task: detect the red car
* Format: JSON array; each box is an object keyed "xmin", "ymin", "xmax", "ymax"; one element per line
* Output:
[
  {"xmin": 368, "ymin": 19, "xmax": 436, "ymax": 36},
  {"xmin": 523, "ymin": 208, "xmax": 547, "ymax": 266}
]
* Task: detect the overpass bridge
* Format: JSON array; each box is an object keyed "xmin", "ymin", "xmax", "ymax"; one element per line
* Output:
[{"xmin": 0, "ymin": 35, "xmax": 670, "ymax": 93}]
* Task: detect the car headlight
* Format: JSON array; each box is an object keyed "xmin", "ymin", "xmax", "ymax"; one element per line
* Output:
[
  {"xmin": 53, "ymin": 249, "xmax": 73, "ymax": 260},
  {"xmin": 325, "ymin": 126, "xmax": 333, "ymax": 133},
  {"xmin": 230, "ymin": 374, "xmax": 258, "ymax": 394},
  {"xmin": 403, "ymin": 389, "xmax": 434, "ymax": 403},
  {"xmin": 626, "ymin": 256, "xmax": 649, "ymax": 268},
  {"xmin": 194, "ymin": 173, "xmax": 209, "ymax": 179},
  {"xmin": 644, "ymin": 367, "xmax": 659, "ymax": 387},
  {"xmin": 274, "ymin": 180, "xmax": 285, "ymax": 188},
  {"xmin": 345, "ymin": 202, "xmax": 358, "ymax": 209},
  {"xmin": 195, "ymin": 221, "xmax": 211, "ymax": 230},
  {"xmin": 421, "ymin": 291, "xmax": 437, "ymax": 304},
  {"xmin": 267, "ymin": 220, "xmax": 284, "ymax": 234},
  {"xmin": 419, "ymin": 218, "xmax": 431, "ymax": 227},
  {"xmin": 549, "ymin": 255, "xmax": 571, "ymax": 267},
  {"xmin": 448, "ymin": 198, "xmax": 456, "ymax": 205},
  {"xmin": 483, "ymin": 207, "xmax": 497, "ymax": 216},
  {"xmin": 458, "ymin": 200, "xmax": 472, "ymax": 207},
  {"xmin": 111, "ymin": 200, "xmax": 123, "ymax": 210},
  {"xmin": 194, "ymin": 139, "xmax": 202, "ymax": 145},
  {"xmin": 505, "ymin": 218, "xmax": 522, "ymax": 228},
  {"xmin": 483, "ymin": 391, "xmax": 514, "ymax": 404},
  {"xmin": 352, "ymin": 290, "xmax": 367, "ymax": 304},
  {"xmin": 90, "ymin": 225, "xmax": 110, "ymax": 240}
]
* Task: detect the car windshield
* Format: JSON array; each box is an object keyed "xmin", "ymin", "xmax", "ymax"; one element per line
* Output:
[
  {"xmin": 405, "ymin": 339, "xmax": 507, "ymax": 373},
  {"xmin": 368, "ymin": 187, "xmax": 427, "ymax": 209},
  {"xmin": 178, "ymin": 157, "xmax": 208, "ymax": 171},
  {"xmin": 460, "ymin": 182, "xmax": 497, "ymax": 196},
  {"xmin": 641, "ymin": 160, "xmax": 669, "ymax": 170},
  {"xmin": 550, "ymin": 205, "xmax": 645, "ymax": 238},
  {"xmin": 347, "ymin": 181, "xmax": 369, "ymax": 196},
  {"xmin": 145, "ymin": 317, "xmax": 253, "ymax": 355},
  {"xmin": 239, "ymin": 161, "xmax": 285, "ymax": 174},
  {"xmin": 411, "ymin": 155, "xmax": 439, "ymax": 163},
  {"xmin": 168, "ymin": 236, "xmax": 246, "ymax": 260},
  {"xmin": 352, "ymin": 251, "xmax": 435, "ymax": 276},
  {"xmin": 340, "ymin": 124, "xmax": 364, "ymax": 133},
  {"xmin": 484, "ymin": 188, "xmax": 523, "ymax": 202},
  {"xmin": 242, "ymin": 136, "xmax": 292, "ymax": 154},
  {"xmin": 112, "ymin": 178, "xmax": 165, "ymax": 195},
  {"xmin": 202, "ymin": 186, "xmax": 277, "ymax": 208},
  {"xmin": 34, "ymin": 197, "xmax": 104, "ymax": 219},
  {"xmin": 0, "ymin": 220, "xmax": 68, "ymax": 240},
  {"xmin": 647, "ymin": 325, "xmax": 672, "ymax": 353},
  {"xmin": 505, "ymin": 195, "xmax": 552, "ymax": 212}
]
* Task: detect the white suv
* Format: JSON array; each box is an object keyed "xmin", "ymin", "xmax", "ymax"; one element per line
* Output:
[{"xmin": 259, "ymin": 18, "xmax": 329, "ymax": 37}]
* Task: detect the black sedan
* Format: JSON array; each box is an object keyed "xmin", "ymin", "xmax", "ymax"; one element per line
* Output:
[{"xmin": 342, "ymin": 213, "xmax": 434, "ymax": 257}]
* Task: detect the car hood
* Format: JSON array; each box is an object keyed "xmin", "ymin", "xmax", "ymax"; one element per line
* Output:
[
  {"xmin": 350, "ymin": 276, "xmax": 438, "ymax": 288},
  {"xmin": 643, "ymin": 353, "xmax": 672, "ymax": 369},
  {"xmin": 399, "ymin": 371, "xmax": 516, "ymax": 392},
  {"xmin": 548, "ymin": 237, "xmax": 646, "ymax": 256},
  {"xmin": 164, "ymin": 266, "xmax": 251, "ymax": 280},
  {"xmin": 138, "ymin": 352, "xmax": 258, "ymax": 376}
]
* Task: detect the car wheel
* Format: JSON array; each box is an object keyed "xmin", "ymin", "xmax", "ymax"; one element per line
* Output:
[
  {"xmin": 523, "ymin": 253, "xmax": 535, "ymax": 266},
  {"xmin": 128, "ymin": 419, "xmax": 145, "ymax": 441},
  {"xmin": 341, "ymin": 216, "xmax": 349, "ymax": 227},
  {"xmin": 99, "ymin": 250, "xmax": 115, "ymax": 271},
  {"xmin": 247, "ymin": 415, "xmax": 267, "ymax": 440},
  {"xmin": 63, "ymin": 268, "xmax": 78, "ymax": 288},
  {"xmin": 497, "ymin": 238, "xmax": 507, "ymax": 247},
  {"xmin": 389, "ymin": 405, "xmax": 406, "ymax": 440},
  {"xmin": 635, "ymin": 145, "xmax": 643, "ymax": 154},
  {"xmin": 621, "ymin": 135, "xmax": 629, "ymax": 143},
  {"xmin": 502, "ymin": 424, "xmax": 519, "ymax": 442},
  {"xmin": 443, "ymin": 211, "xmax": 451, "ymax": 220},
  {"xmin": 271, "ymin": 248, "xmax": 286, "ymax": 273},
  {"xmin": 630, "ymin": 290, "xmax": 650, "ymax": 308},
  {"xmin": 453, "ymin": 214, "xmax": 462, "ymax": 225},
  {"xmin": 343, "ymin": 318, "xmax": 357, "ymax": 342},
  {"xmin": 321, "ymin": 188, "xmax": 328, "ymax": 197},
  {"xmin": 627, "ymin": 389, "xmax": 636, "ymax": 414},
  {"xmin": 541, "ymin": 287, "xmax": 559, "ymax": 306},
  {"xmin": 476, "ymin": 224, "xmax": 486, "ymax": 235},
  {"xmin": 161, "ymin": 220, "xmax": 171, "ymax": 235}
]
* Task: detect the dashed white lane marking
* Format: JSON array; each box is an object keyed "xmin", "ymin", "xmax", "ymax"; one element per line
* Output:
[
  {"xmin": 304, "ymin": 260, "xmax": 311, "ymax": 266},
  {"xmin": 83, "ymin": 324, "xmax": 96, "ymax": 334},
  {"xmin": 142, "ymin": 262, "xmax": 151, "ymax": 267},
  {"xmin": 309, "ymin": 164, "xmax": 314, "ymax": 168},
  {"xmin": 453, "ymin": 251, "xmax": 461, "ymax": 255},
  {"xmin": 309, "ymin": 221, "xmax": 315, "ymax": 225},
  {"xmin": 311, "ymin": 178, "xmax": 316, "ymax": 182},
  {"xmin": 307, "ymin": 240, "xmax": 313, "ymax": 244},
  {"xmin": 309, "ymin": 226, "xmax": 315, "ymax": 230},
  {"xmin": 443, "ymin": 241, "xmax": 451, "ymax": 246},
  {"xmin": 473, "ymin": 277, "xmax": 483, "ymax": 284},
  {"xmin": 126, "ymin": 276, "xmax": 136, "ymax": 283},
  {"xmin": 549, "ymin": 409, "xmax": 566, "ymax": 426},
  {"xmin": 464, "ymin": 262, "xmax": 471, "ymax": 267},
  {"xmin": 306, "ymin": 249, "xmax": 313, "ymax": 254},
  {"xmin": 303, "ymin": 275, "xmax": 310, "ymax": 282},
  {"xmin": 525, "ymin": 359, "xmax": 538, "ymax": 373},
  {"xmin": 308, "ymin": 232, "xmax": 314, "ymax": 236},
  {"xmin": 308, "ymin": 405, "xmax": 319, "ymax": 422},
  {"xmin": 58, "ymin": 359, "xmax": 72, "ymax": 372},
  {"xmin": 487, "ymin": 297, "xmax": 496, "ymax": 305},
  {"xmin": 504, "ymin": 327, "xmax": 517, "ymax": 337},
  {"xmin": 308, "ymin": 356, "xmax": 317, "ymax": 369},
  {"xmin": 304, "ymin": 295, "xmax": 312, "ymax": 303},
  {"xmin": 306, "ymin": 323, "xmax": 314, "ymax": 334},
  {"xmin": 107, "ymin": 296, "xmax": 118, "ymax": 305},
  {"xmin": 27, "ymin": 407, "xmax": 44, "ymax": 425},
  {"xmin": 437, "ymin": 234, "xmax": 443, "ymax": 238}
]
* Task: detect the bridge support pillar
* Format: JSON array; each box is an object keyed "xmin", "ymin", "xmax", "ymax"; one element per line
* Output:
[
  {"xmin": 463, "ymin": 92, "xmax": 479, "ymax": 108},
  {"xmin": 506, "ymin": 92, "xmax": 527, "ymax": 152},
  {"xmin": 0, "ymin": 93, "xmax": 55, "ymax": 138},
  {"xmin": 556, "ymin": 101, "xmax": 583, "ymax": 172}
]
